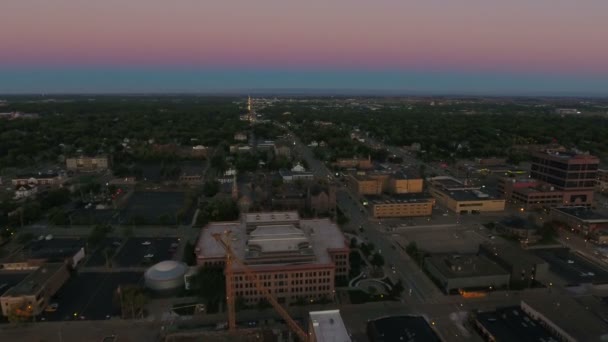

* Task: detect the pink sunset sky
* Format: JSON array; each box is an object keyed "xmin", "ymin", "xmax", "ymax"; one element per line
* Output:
[{"xmin": 2, "ymin": 0, "xmax": 607, "ymax": 73}]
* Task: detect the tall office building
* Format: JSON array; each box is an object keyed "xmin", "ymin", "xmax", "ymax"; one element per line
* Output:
[{"xmin": 529, "ymin": 150, "xmax": 599, "ymax": 206}]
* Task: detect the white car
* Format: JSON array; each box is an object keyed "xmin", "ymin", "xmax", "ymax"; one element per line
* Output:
[
  {"xmin": 141, "ymin": 241, "xmax": 151, "ymax": 246},
  {"xmin": 45, "ymin": 234, "xmax": 54, "ymax": 241},
  {"xmin": 567, "ymin": 260, "xmax": 574, "ymax": 264},
  {"xmin": 144, "ymin": 253, "xmax": 154, "ymax": 259}
]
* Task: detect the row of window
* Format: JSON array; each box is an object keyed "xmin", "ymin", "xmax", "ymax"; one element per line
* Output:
[{"xmin": 235, "ymin": 285, "xmax": 332, "ymax": 297}]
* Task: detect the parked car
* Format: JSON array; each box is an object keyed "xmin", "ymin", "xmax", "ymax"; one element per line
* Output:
[
  {"xmin": 45, "ymin": 303, "xmax": 59, "ymax": 312},
  {"xmin": 141, "ymin": 241, "xmax": 151, "ymax": 246}
]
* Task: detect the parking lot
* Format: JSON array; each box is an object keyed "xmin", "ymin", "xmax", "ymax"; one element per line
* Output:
[
  {"xmin": 39, "ymin": 272, "xmax": 143, "ymax": 321},
  {"xmin": 121, "ymin": 191, "xmax": 193, "ymax": 225},
  {"xmin": 113, "ymin": 237, "xmax": 180, "ymax": 267},
  {"xmin": 534, "ymin": 248, "xmax": 608, "ymax": 284},
  {"xmin": 86, "ymin": 237, "xmax": 124, "ymax": 267},
  {"xmin": 395, "ymin": 225, "xmax": 487, "ymax": 253},
  {"xmin": 27, "ymin": 237, "xmax": 86, "ymax": 261}
]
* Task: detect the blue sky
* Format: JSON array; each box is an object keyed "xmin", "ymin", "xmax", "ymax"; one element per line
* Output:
[{"xmin": 1, "ymin": 68, "xmax": 607, "ymax": 96}]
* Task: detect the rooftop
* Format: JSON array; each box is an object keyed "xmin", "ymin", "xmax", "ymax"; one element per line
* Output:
[
  {"xmin": 367, "ymin": 315, "xmax": 441, "ymax": 342},
  {"xmin": 2, "ymin": 263, "xmax": 66, "ymax": 297},
  {"xmin": 247, "ymin": 225, "xmax": 311, "ymax": 255},
  {"xmin": 430, "ymin": 176, "xmax": 467, "ymax": 190},
  {"xmin": 522, "ymin": 295, "xmax": 608, "ymax": 341},
  {"xmin": 475, "ymin": 306, "xmax": 559, "ymax": 342},
  {"xmin": 552, "ymin": 206, "xmax": 608, "ymax": 222},
  {"xmin": 444, "ymin": 189, "xmax": 501, "ymax": 201},
  {"xmin": 425, "ymin": 254, "xmax": 509, "ymax": 279},
  {"xmin": 533, "ymin": 150, "xmax": 599, "ymax": 163},
  {"xmin": 309, "ymin": 310, "xmax": 351, "ymax": 342},
  {"xmin": 196, "ymin": 216, "xmax": 347, "ymax": 267},
  {"xmin": 480, "ymin": 243, "xmax": 546, "ymax": 266}
]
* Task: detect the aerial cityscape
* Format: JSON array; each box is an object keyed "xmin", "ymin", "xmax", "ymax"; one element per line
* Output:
[{"xmin": 2, "ymin": 1, "xmax": 608, "ymax": 342}]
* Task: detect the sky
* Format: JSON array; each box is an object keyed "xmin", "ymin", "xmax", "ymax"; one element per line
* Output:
[{"xmin": 1, "ymin": 0, "xmax": 607, "ymax": 95}]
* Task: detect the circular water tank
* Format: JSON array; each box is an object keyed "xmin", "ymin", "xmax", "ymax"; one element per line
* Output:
[{"xmin": 144, "ymin": 260, "xmax": 188, "ymax": 291}]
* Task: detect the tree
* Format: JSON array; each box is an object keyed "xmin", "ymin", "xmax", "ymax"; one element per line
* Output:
[
  {"xmin": 538, "ymin": 221, "xmax": 559, "ymax": 241},
  {"xmin": 103, "ymin": 247, "xmax": 114, "ymax": 268},
  {"xmin": 405, "ymin": 241, "xmax": 418, "ymax": 257},
  {"xmin": 182, "ymin": 241, "xmax": 196, "ymax": 266},
  {"xmin": 122, "ymin": 225, "xmax": 133, "ymax": 239},
  {"xmin": 370, "ymin": 253, "xmax": 385, "ymax": 269},
  {"xmin": 117, "ymin": 285, "xmax": 148, "ymax": 319},
  {"xmin": 389, "ymin": 279, "xmax": 405, "ymax": 298},
  {"xmin": 192, "ymin": 267, "xmax": 225, "ymax": 301},
  {"xmin": 202, "ymin": 181, "xmax": 220, "ymax": 197},
  {"xmin": 88, "ymin": 224, "xmax": 112, "ymax": 247}
]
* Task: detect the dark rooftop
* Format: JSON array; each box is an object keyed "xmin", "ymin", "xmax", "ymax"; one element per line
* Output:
[
  {"xmin": 552, "ymin": 207, "xmax": 608, "ymax": 222},
  {"xmin": 367, "ymin": 315, "xmax": 441, "ymax": 342},
  {"xmin": 480, "ymin": 243, "xmax": 546, "ymax": 266},
  {"xmin": 424, "ymin": 254, "xmax": 509, "ymax": 279},
  {"xmin": 498, "ymin": 216, "xmax": 537, "ymax": 231},
  {"xmin": 445, "ymin": 189, "xmax": 500, "ymax": 201},
  {"xmin": 476, "ymin": 306, "xmax": 559, "ymax": 342},
  {"xmin": 2, "ymin": 263, "xmax": 66, "ymax": 297}
]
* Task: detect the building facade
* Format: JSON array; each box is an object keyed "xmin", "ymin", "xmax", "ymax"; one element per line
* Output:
[
  {"xmin": 368, "ymin": 196, "xmax": 434, "ymax": 218},
  {"xmin": 529, "ymin": 150, "xmax": 599, "ymax": 207},
  {"xmin": 66, "ymin": 155, "xmax": 109, "ymax": 172}
]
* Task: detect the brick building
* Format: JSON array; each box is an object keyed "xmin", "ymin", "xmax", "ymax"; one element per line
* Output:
[
  {"xmin": 195, "ymin": 214, "xmax": 349, "ymax": 305},
  {"xmin": 500, "ymin": 151, "xmax": 600, "ymax": 210}
]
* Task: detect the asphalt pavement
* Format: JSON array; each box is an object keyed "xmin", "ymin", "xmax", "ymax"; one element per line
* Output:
[{"xmin": 39, "ymin": 272, "xmax": 143, "ymax": 322}]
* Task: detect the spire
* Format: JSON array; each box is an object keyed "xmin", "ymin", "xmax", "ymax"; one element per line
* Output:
[{"xmin": 247, "ymin": 95, "xmax": 251, "ymax": 112}]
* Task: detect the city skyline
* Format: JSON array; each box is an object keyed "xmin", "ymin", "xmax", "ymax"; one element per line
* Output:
[{"xmin": 2, "ymin": 0, "xmax": 608, "ymax": 95}]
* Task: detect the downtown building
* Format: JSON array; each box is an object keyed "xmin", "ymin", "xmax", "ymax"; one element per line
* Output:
[
  {"xmin": 500, "ymin": 150, "xmax": 599, "ymax": 210},
  {"xmin": 195, "ymin": 212, "xmax": 349, "ymax": 305}
]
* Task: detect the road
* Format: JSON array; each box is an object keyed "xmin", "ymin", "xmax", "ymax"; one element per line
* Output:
[{"xmin": 288, "ymin": 126, "xmax": 444, "ymax": 304}]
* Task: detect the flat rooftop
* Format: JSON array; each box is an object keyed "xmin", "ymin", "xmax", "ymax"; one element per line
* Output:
[
  {"xmin": 522, "ymin": 296, "xmax": 608, "ymax": 341},
  {"xmin": 552, "ymin": 206, "xmax": 608, "ymax": 222},
  {"xmin": 534, "ymin": 150, "xmax": 599, "ymax": 162},
  {"xmin": 476, "ymin": 306, "xmax": 559, "ymax": 342},
  {"xmin": 196, "ymin": 217, "xmax": 347, "ymax": 267},
  {"xmin": 430, "ymin": 176, "xmax": 466, "ymax": 189},
  {"xmin": 2, "ymin": 263, "xmax": 65, "ymax": 297},
  {"xmin": 481, "ymin": 243, "xmax": 546, "ymax": 266},
  {"xmin": 444, "ymin": 189, "xmax": 501, "ymax": 201},
  {"xmin": 309, "ymin": 310, "xmax": 351, "ymax": 342},
  {"xmin": 367, "ymin": 315, "xmax": 441, "ymax": 342},
  {"xmin": 425, "ymin": 254, "xmax": 509, "ymax": 279},
  {"xmin": 365, "ymin": 194, "xmax": 434, "ymax": 205}
]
